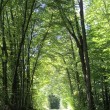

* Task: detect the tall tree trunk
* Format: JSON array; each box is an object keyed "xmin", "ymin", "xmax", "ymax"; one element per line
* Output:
[
  {"xmin": 1, "ymin": 11, "xmax": 9, "ymax": 106},
  {"xmin": 79, "ymin": 0, "xmax": 95, "ymax": 110}
]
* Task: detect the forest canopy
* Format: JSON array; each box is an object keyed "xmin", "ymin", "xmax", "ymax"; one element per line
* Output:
[{"xmin": 0, "ymin": 0, "xmax": 110, "ymax": 110}]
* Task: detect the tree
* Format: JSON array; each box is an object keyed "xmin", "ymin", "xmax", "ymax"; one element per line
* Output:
[
  {"xmin": 0, "ymin": 0, "xmax": 110, "ymax": 110},
  {"xmin": 54, "ymin": 0, "xmax": 95, "ymax": 109}
]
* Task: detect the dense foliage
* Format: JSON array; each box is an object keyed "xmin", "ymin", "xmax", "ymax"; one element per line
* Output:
[{"xmin": 0, "ymin": 0, "xmax": 110, "ymax": 110}]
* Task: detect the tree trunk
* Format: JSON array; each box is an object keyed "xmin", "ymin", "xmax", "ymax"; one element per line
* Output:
[
  {"xmin": 1, "ymin": 11, "xmax": 9, "ymax": 105},
  {"xmin": 79, "ymin": 0, "xmax": 95, "ymax": 110}
]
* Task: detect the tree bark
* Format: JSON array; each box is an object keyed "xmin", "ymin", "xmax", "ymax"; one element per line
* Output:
[
  {"xmin": 79, "ymin": 0, "xmax": 95, "ymax": 110},
  {"xmin": 1, "ymin": 11, "xmax": 9, "ymax": 105}
]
